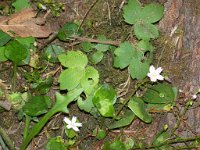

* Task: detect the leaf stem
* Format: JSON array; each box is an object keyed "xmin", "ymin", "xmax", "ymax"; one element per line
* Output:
[
  {"xmin": 12, "ymin": 63, "xmax": 17, "ymax": 91},
  {"xmin": 23, "ymin": 115, "xmax": 31, "ymax": 140}
]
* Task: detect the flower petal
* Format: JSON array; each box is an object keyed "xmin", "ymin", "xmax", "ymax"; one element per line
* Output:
[
  {"xmin": 74, "ymin": 122, "xmax": 82, "ymax": 127},
  {"xmin": 156, "ymin": 67, "xmax": 163, "ymax": 73},
  {"xmin": 156, "ymin": 74, "xmax": 164, "ymax": 80},
  {"xmin": 64, "ymin": 117, "xmax": 72, "ymax": 125},
  {"xmin": 71, "ymin": 116, "xmax": 77, "ymax": 123},
  {"xmin": 149, "ymin": 65, "xmax": 155, "ymax": 72},
  {"xmin": 72, "ymin": 126, "xmax": 80, "ymax": 132}
]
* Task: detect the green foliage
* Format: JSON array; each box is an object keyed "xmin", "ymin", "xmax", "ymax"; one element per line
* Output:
[
  {"xmin": 114, "ymin": 42, "xmax": 149, "ymax": 80},
  {"xmin": 93, "ymin": 84, "xmax": 116, "ymax": 117},
  {"xmin": 45, "ymin": 136, "xmax": 67, "ymax": 150},
  {"xmin": 5, "ymin": 40, "xmax": 28, "ymax": 64},
  {"xmin": 0, "ymin": 30, "xmax": 11, "ymax": 46},
  {"xmin": 128, "ymin": 96, "xmax": 152, "ymax": 123},
  {"xmin": 81, "ymin": 42, "xmax": 93, "ymax": 52},
  {"xmin": 108, "ymin": 110, "xmax": 135, "ymax": 129},
  {"xmin": 103, "ymin": 140, "xmax": 127, "ymax": 150},
  {"xmin": 123, "ymin": 0, "xmax": 164, "ymax": 40},
  {"xmin": 91, "ymin": 51, "xmax": 104, "ymax": 64},
  {"xmin": 22, "ymin": 95, "xmax": 51, "ymax": 117},
  {"xmin": 57, "ymin": 22, "xmax": 82, "ymax": 41},
  {"xmin": 152, "ymin": 130, "xmax": 169, "ymax": 148},
  {"xmin": 0, "ymin": 47, "xmax": 8, "ymax": 62},
  {"xmin": 143, "ymin": 84, "xmax": 176, "ymax": 104},
  {"xmin": 93, "ymin": 127, "xmax": 107, "ymax": 140},
  {"xmin": 12, "ymin": 0, "xmax": 31, "ymax": 12},
  {"xmin": 43, "ymin": 45, "xmax": 65, "ymax": 63}
]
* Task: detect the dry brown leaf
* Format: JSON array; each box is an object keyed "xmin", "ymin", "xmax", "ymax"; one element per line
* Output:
[{"xmin": 0, "ymin": 8, "xmax": 52, "ymax": 38}]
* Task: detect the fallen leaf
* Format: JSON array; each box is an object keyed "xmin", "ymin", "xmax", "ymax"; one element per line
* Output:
[{"xmin": 0, "ymin": 8, "xmax": 52, "ymax": 38}]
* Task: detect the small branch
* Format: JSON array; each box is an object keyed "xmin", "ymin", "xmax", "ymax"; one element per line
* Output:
[{"xmin": 72, "ymin": 35, "xmax": 120, "ymax": 46}]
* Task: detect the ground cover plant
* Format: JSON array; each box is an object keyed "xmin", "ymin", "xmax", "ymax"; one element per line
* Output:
[{"xmin": 0, "ymin": 0, "xmax": 199, "ymax": 149}]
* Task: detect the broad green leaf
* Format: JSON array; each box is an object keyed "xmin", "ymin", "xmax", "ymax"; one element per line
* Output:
[
  {"xmin": 43, "ymin": 45, "xmax": 65, "ymax": 63},
  {"xmin": 0, "ymin": 47, "xmax": 7, "ymax": 62},
  {"xmin": 77, "ymin": 96, "xmax": 94, "ymax": 113},
  {"xmin": 141, "ymin": 3, "xmax": 164, "ymax": 23},
  {"xmin": 15, "ymin": 37, "xmax": 35, "ymax": 48},
  {"xmin": 12, "ymin": 0, "xmax": 31, "ymax": 12},
  {"xmin": 146, "ymin": 103, "xmax": 174, "ymax": 112},
  {"xmin": 129, "ymin": 58, "xmax": 149, "ymax": 80},
  {"xmin": 22, "ymin": 95, "xmax": 51, "ymax": 117},
  {"xmin": 108, "ymin": 110, "xmax": 135, "ymax": 129},
  {"xmin": 134, "ymin": 21, "xmax": 159, "ymax": 40},
  {"xmin": 57, "ymin": 22, "xmax": 82, "ymax": 41},
  {"xmin": 137, "ymin": 40, "xmax": 154, "ymax": 52},
  {"xmin": 94, "ymin": 35, "xmax": 110, "ymax": 52},
  {"xmin": 93, "ymin": 127, "xmax": 106, "ymax": 140},
  {"xmin": 103, "ymin": 140, "xmax": 127, "ymax": 150},
  {"xmin": 93, "ymin": 84, "xmax": 117, "ymax": 117},
  {"xmin": 0, "ymin": 30, "xmax": 11, "ymax": 46},
  {"xmin": 58, "ymin": 51, "xmax": 88, "ymax": 68},
  {"xmin": 59, "ymin": 68, "xmax": 85, "ymax": 90},
  {"xmin": 128, "ymin": 96, "xmax": 152, "ymax": 123},
  {"xmin": 81, "ymin": 42, "xmax": 93, "ymax": 52},
  {"xmin": 114, "ymin": 42, "xmax": 135, "ymax": 69},
  {"xmin": 91, "ymin": 51, "xmax": 104, "ymax": 64},
  {"xmin": 143, "ymin": 84, "xmax": 176, "ymax": 104},
  {"xmin": 153, "ymin": 131, "xmax": 169, "ymax": 147},
  {"xmin": 45, "ymin": 136, "xmax": 67, "ymax": 150},
  {"xmin": 81, "ymin": 66, "xmax": 99, "ymax": 95},
  {"xmin": 5, "ymin": 40, "xmax": 28, "ymax": 64},
  {"xmin": 123, "ymin": 0, "xmax": 142, "ymax": 24}
]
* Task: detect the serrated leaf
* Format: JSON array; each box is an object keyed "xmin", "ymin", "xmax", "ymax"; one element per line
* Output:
[
  {"xmin": 143, "ymin": 84, "xmax": 175, "ymax": 104},
  {"xmin": 93, "ymin": 84, "xmax": 117, "ymax": 117},
  {"xmin": 12, "ymin": 0, "xmax": 31, "ymax": 12},
  {"xmin": 57, "ymin": 22, "xmax": 82, "ymax": 41},
  {"xmin": 0, "ymin": 30, "xmax": 11, "ymax": 46},
  {"xmin": 5, "ymin": 40, "xmax": 28, "ymax": 64},
  {"xmin": 128, "ymin": 96, "xmax": 152, "ymax": 123},
  {"xmin": 94, "ymin": 35, "xmax": 110, "ymax": 52},
  {"xmin": 91, "ymin": 51, "xmax": 104, "ymax": 64},
  {"xmin": 114, "ymin": 42, "xmax": 135, "ymax": 69},
  {"xmin": 108, "ymin": 110, "xmax": 135, "ymax": 129},
  {"xmin": 22, "ymin": 95, "xmax": 51, "ymax": 117},
  {"xmin": 123, "ymin": 0, "xmax": 142, "ymax": 24},
  {"xmin": 129, "ymin": 58, "xmax": 149, "ymax": 80},
  {"xmin": 58, "ymin": 51, "xmax": 88, "ymax": 68},
  {"xmin": 0, "ymin": 47, "xmax": 7, "ymax": 62},
  {"xmin": 58, "ymin": 68, "xmax": 85, "ymax": 90},
  {"xmin": 43, "ymin": 45, "xmax": 65, "ymax": 63},
  {"xmin": 141, "ymin": 3, "xmax": 164, "ymax": 23},
  {"xmin": 134, "ymin": 21, "xmax": 159, "ymax": 40},
  {"xmin": 81, "ymin": 66, "xmax": 99, "ymax": 95}
]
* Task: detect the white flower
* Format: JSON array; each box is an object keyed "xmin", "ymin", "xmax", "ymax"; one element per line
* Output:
[
  {"xmin": 64, "ymin": 116, "xmax": 82, "ymax": 132},
  {"xmin": 191, "ymin": 94, "xmax": 197, "ymax": 100},
  {"xmin": 147, "ymin": 65, "xmax": 164, "ymax": 82}
]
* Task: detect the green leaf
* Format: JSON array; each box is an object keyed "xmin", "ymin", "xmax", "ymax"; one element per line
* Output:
[
  {"xmin": 128, "ymin": 96, "xmax": 152, "ymax": 123},
  {"xmin": 134, "ymin": 21, "xmax": 159, "ymax": 40},
  {"xmin": 93, "ymin": 127, "xmax": 106, "ymax": 140},
  {"xmin": 81, "ymin": 42, "xmax": 93, "ymax": 52},
  {"xmin": 22, "ymin": 95, "xmax": 52, "ymax": 117},
  {"xmin": 45, "ymin": 136, "xmax": 67, "ymax": 150},
  {"xmin": 12, "ymin": 0, "xmax": 31, "ymax": 12},
  {"xmin": 137, "ymin": 40, "xmax": 154, "ymax": 52},
  {"xmin": 77, "ymin": 96, "xmax": 94, "ymax": 113},
  {"xmin": 103, "ymin": 140, "xmax": 127, "ymax": 150},
  {"xmin": 114, "ymin": 42, "xmax": 135, "ymax": 69},
  {"xmin": 153, "ymin": 131, "xmax": 169, "ymax": 147},
  {"xmin": 129, "ymin": 58, "xmax": 149, "ymax": 80},
  {"xmin": 57, "ymin": 22, "xmax": 82, "ymax": 41},
  {"xmin": 93, "ymin": 84, "xmax": 117, "ymax": 117},
  {"xmin": 146, "ymin": 103, "xmax": 174, "ymax": 112},
  {"xmin": 15, "ymin": 37, "xmax": 35, "ymax": 48},
  {"xmin": 123, "ymin": 0, "xmax": 142, "ymax": 24},
  {"xmin": 81, "ymin": 66, "xmax": 99, "ymax": 95},
  {"xmin": 59, "ymin": 68, "xmax": 85, "ymax": 90},
  {"xmin": 43, "ymin": 45, "xmax": 65, "ymax": 63},
  {"xmin": 91, "ymin": 51, "xmax": 104, "ymax": 64},
  {"xmin": 141, "ymin": 3, "xmax": 164, "ymax": 24},
  {"xmin": 143, "ymin": 84, "xmax": 176, "ymax": 104},
  {"xmin": 5, "ymin": 40, "xmax": 28, "ymax": 64},
  {"xmin": 0, "ymin": 47, "xmax": 8, "ymax": 62},
  {"xmin": 94, "ymin": 35, "xmax": 110, "ymax": 52},
  {"xmin": 108, "ymin": 110, "xmax": 135, "ymax": 129},
  {"xmin": 0, "ymin": 30, "xmax": 11, "ymax": 46},
  {"xmin": 58, "ymin": 51, "xmax": 88, "ymax": 68}
]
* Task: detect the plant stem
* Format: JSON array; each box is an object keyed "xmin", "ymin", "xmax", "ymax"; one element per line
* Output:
[
  {"xmin": 23, "ymin": 115, "xmax": 31, "ymax": 140},
  {"xmin": 0, "ymin": 126, "xmax": 15, "ymax": 150},
  {"xmin": 12, "ymin": 63, "xmax": 17, "ymax": 91}
]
